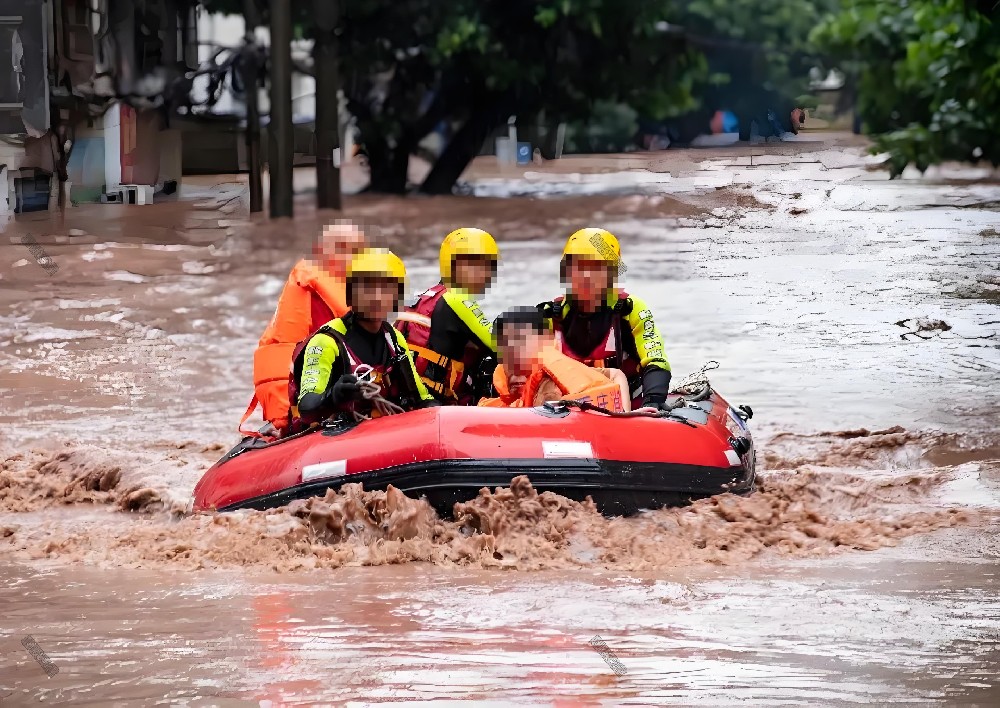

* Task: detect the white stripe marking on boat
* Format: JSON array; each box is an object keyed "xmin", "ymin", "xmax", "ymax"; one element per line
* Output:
[
  {"xmin": 302, "ymin": 459, "xmax": 348, "ymax": 482},
  {"xmin": 724, "ymin": 449, "xmax": 742, "ymax": 466},
  {"xmin": 542, "ymin": 441, "xmax": 594, "ymax": 459}
]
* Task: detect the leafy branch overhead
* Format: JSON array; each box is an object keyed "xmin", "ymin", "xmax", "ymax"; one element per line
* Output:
[
  {"xmin": 813, "ymin": 0, "xmax": 1000, "ymax": 177},
  {"xmin": 200, "ymin": 0, "xmax": 998, "ymax": 190}
]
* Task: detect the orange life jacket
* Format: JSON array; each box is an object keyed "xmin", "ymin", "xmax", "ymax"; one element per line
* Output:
[
  {"xmin": 238, "ymin": 259, "xmax": 349, "ymax": 436},
  {"xmin": 478, "ymin": 346, "xmax": 625, "ymax": 411}
]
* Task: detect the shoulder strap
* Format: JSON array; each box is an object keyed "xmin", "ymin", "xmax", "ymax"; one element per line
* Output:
[
  {"xmin": 612, "ymin": 292, "xmax": 633, "ymax": 315},
  {"xmin": 537, "ymin": 298, "xmax": 564, "ymax": 323},
  {"xmin": 385, "ymin": 323, "xmax": 408, "ymax": 358}
]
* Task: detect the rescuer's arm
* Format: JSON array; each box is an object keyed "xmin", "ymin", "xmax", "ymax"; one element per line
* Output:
[
  {"xmin": 296, "ymin": 333, "xmax": 360, "ymax": 413},
  {"xmin": 443, "ymin": 289, "xmax": 496, "ymax": 352},
  {"xmin": 624, "ymin": 296, "xmax": 672, "ymax": 407}
]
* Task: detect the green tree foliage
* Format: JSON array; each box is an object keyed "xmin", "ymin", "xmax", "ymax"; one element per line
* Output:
[
  {"xmin": 199, "ymin": 0, "xmax": 831, "ymax": 191},
  {"xmin": 416, "ymin": 0, "xmax": 705, "ymax": 191},
  {"xmin": 676, "ymin": 0, "xmax": 838, "ymax": 97},
  {"xmin": 813, "ymin": 0, "xmax": 1000, "ymax": 176},
  {"xmin": 565, "ymin": 102, "xmax": 640, "ymax": 153},
  {"xmin": 656, "ymin": 0, "xmax": 839, "ymax": 140}
]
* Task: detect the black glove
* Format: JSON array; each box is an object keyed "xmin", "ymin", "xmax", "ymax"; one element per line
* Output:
[
  {"xmin": 473, "ymin": 356, "xmax": 498, "ymax": 400},
  {"xmin": 330, "ymin": 374, "xmax": 364, "ymax": 404},
  {"xmin": 420, "ymin": 397, "xmax": 442, "ymax": 408},
  {"xmin": 640, "ymin": 368, "xmax": 671, "ymax": 409}
]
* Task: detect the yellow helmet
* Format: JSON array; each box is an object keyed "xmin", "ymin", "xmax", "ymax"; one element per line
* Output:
[
  {"xmin": 439, "ymin": 228, "xmax": 499, "ymax": 282},
  {"xmin": 561, "ymin": 228, "xmax": 621, "ymax": 267},
  {"xmin": 347, "ymin": 248, "xmax": 407, "ymax": 285}
]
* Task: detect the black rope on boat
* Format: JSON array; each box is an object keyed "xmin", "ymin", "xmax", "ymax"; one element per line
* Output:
[{"xmin": 559, "ymin": 399, "xmax": 698, "ymax": 427}]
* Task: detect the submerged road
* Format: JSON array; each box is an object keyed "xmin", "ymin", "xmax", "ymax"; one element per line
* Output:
[{"xmin": 1, "ymin": 134, "xmax": 999, "ymax": 705}]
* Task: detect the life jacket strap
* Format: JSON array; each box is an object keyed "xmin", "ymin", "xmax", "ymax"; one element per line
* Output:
[
  {"xmin": 237, "ymin": 393, "xmax": 267, "ymax": 438},
  {"xmin": 409, "ymin": 343, "xmax": 465, "ymax": 399}
]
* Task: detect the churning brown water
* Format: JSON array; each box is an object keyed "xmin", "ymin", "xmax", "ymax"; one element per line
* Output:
[{"xmin": 2, "ymin": 135, "xmax": 999, "ymax": 705}]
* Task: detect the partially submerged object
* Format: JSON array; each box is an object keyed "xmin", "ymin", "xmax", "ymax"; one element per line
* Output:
[{"xmin": 194, "ymin": 384, "xmax": 756, "ymax": 517}]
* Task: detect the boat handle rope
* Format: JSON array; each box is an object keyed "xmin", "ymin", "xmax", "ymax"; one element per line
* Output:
[{"xmin": 557, "ymin": 399, "xmax": 698, "ymax": 427}]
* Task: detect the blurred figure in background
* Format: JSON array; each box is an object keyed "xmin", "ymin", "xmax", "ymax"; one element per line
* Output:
[{"xmin": 239, "ymin": 221, "xmax": 367, "ymax": 438}]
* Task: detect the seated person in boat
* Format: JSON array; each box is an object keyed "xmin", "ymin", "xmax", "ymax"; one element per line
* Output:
[
  {"xmin": 395, "ymin": 228, "xmax": 498, "ymax": 405},
  {"xmin": 286, "ymin": 249, "xmax": 437, "ymax": 435},
  {"xmin": 479, "ymin": 307, "xmax": 630, "ymax": 411},
  {"xmin": 241, "ymin": 220, "xmax": 367, "ymax": 437},
  {"xmin": 537, "ymin": 228, "xmax": 671, "ymax": 412}
]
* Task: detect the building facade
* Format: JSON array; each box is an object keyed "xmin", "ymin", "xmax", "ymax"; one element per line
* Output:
[{"xmin": 1, "ymin": 0, "xmax": 198, "ymax": 213}]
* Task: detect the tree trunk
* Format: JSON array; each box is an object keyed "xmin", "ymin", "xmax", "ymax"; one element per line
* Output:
[
  {"xmin": 243, "ymin": 0, "xmax": 263, "ymax": 213},
  {"xmin": 268, "ymin": 0, "xmax": 294, "ymax": 217},
  {"xmin": 419, "ymin": 104, "xmax": 504, "ymax": 195},
  {"xmin": 313, "ymin": 0, "xmax": 342, "ymax": 209},
  {"xmin": 365, "ymin": 140, "xmax": 409, "ymax": 194},
  {"xmin": 350, "ymin": 86, "xmax": 453, "ymax": 194},
  {"xmin": 541, "ymin": 122, "xmax": 562, "ymax": 160}
]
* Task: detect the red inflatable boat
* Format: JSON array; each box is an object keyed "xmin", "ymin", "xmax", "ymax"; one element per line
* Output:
[{"xmin": 193, "ymin": 387, "xmax": 756, "ymax": 516}]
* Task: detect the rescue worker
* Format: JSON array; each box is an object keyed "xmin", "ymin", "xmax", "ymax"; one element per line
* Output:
[
  {"xmin": 537, "ymin": 228, "xmax": 671, "ymax": 411},
  {"xmin": 240, "ymin": 221, "xmax": 367, "ymax": 437},
  {"xmin": 395, "ymin": 228, "xmax": 498, "ymax": 404},
  {"xmin": 286, "ymin": 248, "xmax": 437, "ymax": 435},
  {"xmin": 479, "ymin": 307, "xmax": 629, "ymax": 411}
]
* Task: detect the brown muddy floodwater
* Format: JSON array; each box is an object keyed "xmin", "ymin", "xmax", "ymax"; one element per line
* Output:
[{"xmin": 1, "ymin": 135, "xmax": 999, "ymax": 705}]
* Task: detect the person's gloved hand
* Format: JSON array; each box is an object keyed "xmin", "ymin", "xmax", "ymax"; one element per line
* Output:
[
  {"xmin": 330, "ymin": 374, "xmax": 364, "ymax": 404},
  {"xmin": 634, "ymin": 397, "xmax": 667, "ymax": 415}
]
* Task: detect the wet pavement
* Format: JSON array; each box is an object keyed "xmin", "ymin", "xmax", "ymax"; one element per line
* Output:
[{"xmin": 1, "ymin": 133, "xmax": 999, "ymax": 705}]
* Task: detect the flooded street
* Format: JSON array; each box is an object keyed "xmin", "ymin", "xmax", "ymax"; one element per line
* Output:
[{"xmin": 2, "ymin": 135, "xmax": 999, "ymax": 705}]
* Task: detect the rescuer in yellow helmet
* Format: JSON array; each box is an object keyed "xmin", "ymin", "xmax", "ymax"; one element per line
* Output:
[
  {"xmin": 286, "ymin": 249, "xmax": 436, "ymax": 435},
  {"xmin": 395, "ymin": 228, "xmax": 499, "ymax": 404},
  {"xmin": 538, "ymin": 228, "xmax": 672, "ymax": 411}
]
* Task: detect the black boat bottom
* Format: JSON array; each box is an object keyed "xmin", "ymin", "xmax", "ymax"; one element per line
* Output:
[{"xmin": 219, "ymin": 458, "xmax": 756, "ymax": 517}]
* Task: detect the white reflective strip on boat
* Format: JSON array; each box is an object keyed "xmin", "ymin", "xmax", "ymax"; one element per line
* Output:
[
  {"xmin": 542, "ymin": 441, "xmax": 594, "ymax": 459},
  {"xmin": 394, "ymin": 312, "xmax": 433, "ymax": 328},
  {"xmin": 302, "ymin": 459, "xmax": 348, "ymax": 482},
  {"xmin": 724, "ymin": 449, "xmax": 742, "ymax": 466}
]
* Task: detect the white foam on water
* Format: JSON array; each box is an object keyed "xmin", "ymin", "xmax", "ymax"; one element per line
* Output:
[
  {"xmin": 104, "ymin": 271, "xmax": 147, "ymax": 283},
  {"xmin": 11, "ymin": 328, "xmax": 104, "ymax": 343},
  {"xmin": 57, "ymin": 298, "xmax": 122, "ymax": 309}
]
